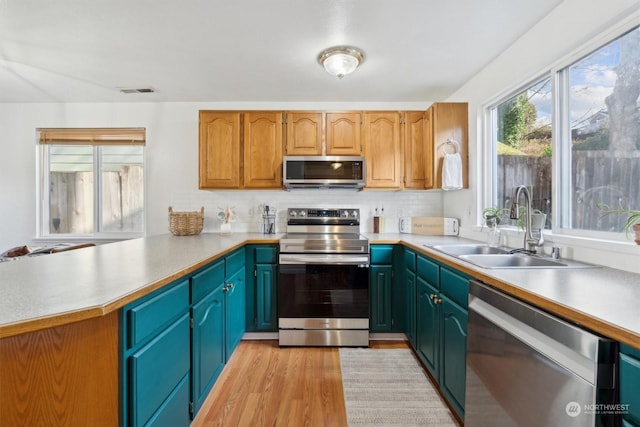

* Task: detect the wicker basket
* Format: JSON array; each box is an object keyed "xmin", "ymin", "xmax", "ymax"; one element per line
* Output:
[{"xmin": 168, "ymin": 206, "xmax": 204, "ymax": 236}]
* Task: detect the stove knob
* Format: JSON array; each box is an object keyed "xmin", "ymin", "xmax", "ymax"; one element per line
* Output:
[
  {"xmin": 342, "ymin": 210, "xmax": 349, "ymax": 217},
  {"xmin": 351, "ymin": 210, "xmax": 359, "ymax": 218},
  {"xmin": 289, "ymin": 210, "xmax": 297, "ymax": 217},
  {"xmin": 299, "ymin": 210, "xmax": 306, "ymax": 217}
]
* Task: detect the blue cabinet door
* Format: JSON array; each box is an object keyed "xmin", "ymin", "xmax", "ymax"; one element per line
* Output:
[
  {"xmin": 405, "ymin": 268, "xmax": 417, "ymax": 347},
  {"xmin": 255, "ymin": 263, "xmax": 277, "ymax": 331},
  {"xmin": 417, "ymin": 276, "xmax": 439, "ymax": 377},
  {"xmin": 225, "ymin": 267, "xmax": 246, "ymax": 360},
  {"xmin": 440, "ymin": 296, "xmax": 467, "ymax": 420},
  {"xmin": 191, "ymin": 284, "xmax": 225, "ymax": 415},
  {"xmin": 129, "ymin": 314, "xmax": 190, "ymax": 427},
  {"xmin": 370, "ymin": 265, "xmax": 393, "ymax": 332},
  {"xmin": 620, "ymin": 345, "xmax": 640, "ymax": 426}
]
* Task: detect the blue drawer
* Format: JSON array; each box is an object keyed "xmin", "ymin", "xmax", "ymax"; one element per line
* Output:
[
  {"xmin": 129, "ymin": 314, "xmax": 190, "ymax": 427},
  {"xmin": 255, "ymin": 245, "xmax": 277, "ymax": 264},
  {"xmin": 440, "ymin": 267, "xmax": 469, "ymax": 309},
  {"xmin": 191, "ymin": 259, "xmax": 225, "ymax": 303},
  {"xmin": 226, "ymin": 248, "xmax": 246, "ymax": 276},
  {"xmin": 417, "ymin": 255, "xmax": 439, "ymax": 287},
  {"xmin": 404, "ymin": 248, "xmax": 416, "ymax": 272},
  {"xmin": 143, "ymin": 374, "xmax": 190, "ymax": 427},
  {"xmin": 371, "ymin": 245, "xmax": 394, "ymax": 264},
  {"xmin": 127, "ymin": 279, "xmax": 189, "ymax": 348}
]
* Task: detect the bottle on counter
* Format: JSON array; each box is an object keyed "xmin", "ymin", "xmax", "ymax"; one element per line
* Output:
[{"xmin": 373, "ymin": 208, "xmax": 380, "ymax": 233}]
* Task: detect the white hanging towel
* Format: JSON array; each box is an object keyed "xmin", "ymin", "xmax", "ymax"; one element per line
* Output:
[{"xmin": 442, "ymin": 152, "xmax": 463, "ymax": 191}]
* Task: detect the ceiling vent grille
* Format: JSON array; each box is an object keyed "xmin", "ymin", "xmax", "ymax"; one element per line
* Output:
[{"xmin": 119, "ymin": 87, "xmax": 156, "ymax": 94}]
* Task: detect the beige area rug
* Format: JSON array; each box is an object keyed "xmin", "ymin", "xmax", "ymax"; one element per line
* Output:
[{"xmin": 339, "ymin": 348, "xmax": 458, "ymax": 426}]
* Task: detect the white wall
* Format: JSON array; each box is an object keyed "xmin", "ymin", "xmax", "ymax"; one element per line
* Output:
[
  {"xmin": 0, "ymin": 101, "xmax": 441, "ymax": 250},
  {"xmin": 444, "ymin": 0, "xmax": 640, "ymax": 273}
]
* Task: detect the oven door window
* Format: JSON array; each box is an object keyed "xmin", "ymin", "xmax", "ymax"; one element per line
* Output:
[{"xmin": 278, "ymin": 264, "xmax": 369, "ymax": 319}]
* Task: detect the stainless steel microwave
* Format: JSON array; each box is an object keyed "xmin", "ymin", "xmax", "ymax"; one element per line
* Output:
[{"xmin": 283, "ymin": 156, "xmax": 366, "ymax": 190}]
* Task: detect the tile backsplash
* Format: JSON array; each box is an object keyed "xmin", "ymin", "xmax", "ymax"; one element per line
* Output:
[{"xmin": 170, "ymin": 189, "xmax": 443, "ymax": 234}]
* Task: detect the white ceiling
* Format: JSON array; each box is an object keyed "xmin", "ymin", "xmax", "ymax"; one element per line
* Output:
[{"xmin": 0, "ymin": 0, "xmax": 563, "ymax": 103}]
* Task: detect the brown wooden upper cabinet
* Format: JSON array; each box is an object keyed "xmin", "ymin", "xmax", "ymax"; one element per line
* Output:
[
  {"xmin": 244, "ymin": 111, "xmax": 283, "ymax": 188},
  {"xmin": 326, "ymin": 112, "xmax": 362, "ymax": 155},
  {"xmin": 199, "ymin": 110, "xmax": 283, "ymax": 189},
  {"xmin": 363, "ymin": 111, "xmax": 402, "ymax": 189},
  {"xmin": 401, "ymin": 103, "xmax": 468, "ymax": 190},
  {"xmin": 429, "ymin": 102, "xmax": 469, "ymax": 189},
  {"xmin": 285, "ymin": 112, "xmax": 362, "ymax": 156},
  {"xmin": 199, "ymin": 105, "xmax": 467, "ymax": 190},
  {"xmin": 285, "ymin": 112, "xmax": 322, "ymax": 155},
  {"xmin": 403, "ymin": 111, "xmax": 431, "ymax": 189},
  {"xmin": 199, "ymin": 111, "xmax": 241, "ymax": 189}
]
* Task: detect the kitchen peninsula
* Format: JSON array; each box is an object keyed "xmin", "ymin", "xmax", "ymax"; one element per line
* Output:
[{"xmin": 1, "ymin": 233, "xmax": 639, "ymax": 425}]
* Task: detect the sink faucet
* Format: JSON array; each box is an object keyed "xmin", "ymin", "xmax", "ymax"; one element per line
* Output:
[{"xmin": 509, "ymin": 185, "xmax": 544, "ymax": 253}]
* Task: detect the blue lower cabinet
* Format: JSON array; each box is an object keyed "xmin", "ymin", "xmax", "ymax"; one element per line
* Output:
[
  {"xmin": 440, "ymin": 296, "xmax": 467, "ymax": 419},
  {"xmin": 129, "ymin": 314, "xmax": 190, "ymax": 427},
  {"xmin": 370, "ymin": 265, "xmax": 393, "ymax": 332},
  {"xmin": 191, "ymin": 284, "xmax": 225, "ymax": 415},
  {"xmin": 122, "ymin": 249, "xmax": 248, "ymax": 425},
  {"xmin": 225, "ymin": 267, "xmax": 246, "ymax": 360},
  {"xmin": 405, "ymin": 268, "xmax": 417, "ymax": 347},
  {"xmin": 413, "ymin": 255, "xmax": 469, "ymax": 421},
  {"xmin": 620, "ymin": 344, "xmax": 640, "ymax": 427},
  {"xmin": 255, "ymin": 263, "xmax": 277, "ymax": 331},
  {"xmin": 144, "ymin": 375, "xmax": 190, "ymax": 427},
  {"xmin": 417, "ymin": 276, "xmax": 439, "ymax": 376}
]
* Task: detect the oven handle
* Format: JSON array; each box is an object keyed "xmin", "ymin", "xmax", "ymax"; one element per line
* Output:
[{"xmin": 279, "ymin": 254, "xmax": 370, "ymax": 266}]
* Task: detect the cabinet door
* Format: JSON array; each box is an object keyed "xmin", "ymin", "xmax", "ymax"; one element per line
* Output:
[
  {"xmin": 244, "ymin": 111, "xmax": 283, "ymax": 188},
  {"xmin": 199, "ymin": 111, "xmax": 241, "ymax": 189},
  {"xmin": 326, "ymin": 112, "xmax": 362, "ymax": 155},
  {"xmin": 440, "ymin": 296, "xmax": 467, "ymax": 420},
  {"xmin": 417, "ymin": 277, "xmax": 439, "ymax": 377},
  {"xmin": 225, "ymin": 267, "xmax": 246, "ymax": 360},
  {"xmin": 129, "ymin": 314, "xmax": 190, "ymax": 427},
  {"xmin": 363, "ymin": 111, "xmax": 402, "ymax": 189},
  {"xmin": 405, "ymin": 268, "xmax": 417, "ymax": 347},
  {"xmin": 620, "ymin": 345, "xmax": 640, "ymax": 426},
  {"xmin": 370, "ymin": 265, "xmax": 393, "ymax": 332},
  {"xmin": 430, "ymin": 103, "xmax": 468, "ymax": 189},
  {"xmin": 191, "ymin": 285, "xmax": 225, "ymax": 415},
  {"xmin": 403, "ymin": 111, "xmax": 432, "ymax": 189},
  {"xmin": 286, "ymin": 112, "xmax": 322, "ymax": 155},
  {"xmin": 255, "ymin": 264, "xmax": 277, "ymax": 331}
]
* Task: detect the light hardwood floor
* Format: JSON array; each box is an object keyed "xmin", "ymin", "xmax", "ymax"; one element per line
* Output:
[{"xmin": 192, "ymin": 340, "xmax": 409, "ymax": 427}]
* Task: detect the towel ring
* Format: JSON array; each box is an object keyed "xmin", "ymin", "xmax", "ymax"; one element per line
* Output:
[{"xmin": 441, "ymin": 138, "xmax": 459, "ymax": 155}]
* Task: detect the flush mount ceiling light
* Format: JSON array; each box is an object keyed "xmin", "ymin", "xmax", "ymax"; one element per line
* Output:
[{"xmin": 317, "ymin": 46, "xmax": 365, "ymax": 79}]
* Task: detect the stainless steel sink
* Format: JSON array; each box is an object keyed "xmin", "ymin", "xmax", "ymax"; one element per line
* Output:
[
  {"xmin": 427, "ymin": 243, "xmax": 597, "ymax": 269},
  {"xmin": 430, "ymin": 244, "xmax": 509, "ymax": 256},
  {"xmin": 458, "ymin": 253, "xmax": 568, "ymax": 268}
]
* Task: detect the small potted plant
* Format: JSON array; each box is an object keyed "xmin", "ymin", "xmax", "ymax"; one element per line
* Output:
[
  {"xmin": 481, "ymin": 207, "xmax": 508, "ymax": 228},
  {"xmin": 598, "ymin": 204, "xmax": 640, "ymax": 244}
]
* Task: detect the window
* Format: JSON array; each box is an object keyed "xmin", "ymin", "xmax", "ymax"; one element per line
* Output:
[
  {"xmin": 487, "ymin": 23, "xmax": 640, "ymax": 241},
  {"xmin": 559, "ymin": 26, "xmax": 640, "ymax": 234},
  {"xmin": 38, "ymin": 128, "xmax": 145, "ymax": 240},
  {"xmin": 491, "ymin": 78, "xmax": 552, "ymax": 228}
]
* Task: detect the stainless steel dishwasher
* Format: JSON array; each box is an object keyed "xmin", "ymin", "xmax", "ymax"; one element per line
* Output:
[{"xmin": 465, "ymin": 280, "xmax": 617, "ymax": 427}]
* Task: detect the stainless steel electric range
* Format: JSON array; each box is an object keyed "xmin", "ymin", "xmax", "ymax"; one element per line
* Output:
[{"xmin": 278, "ymin": 208, "xmax": 370, "ymax": 347}]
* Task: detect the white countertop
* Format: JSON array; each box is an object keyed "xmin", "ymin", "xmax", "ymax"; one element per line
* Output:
[{"xmin": 1, "ymin": 232, "xmax": 639, "ymax": 348}]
